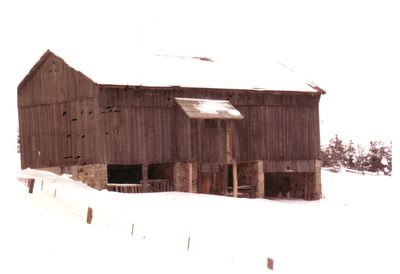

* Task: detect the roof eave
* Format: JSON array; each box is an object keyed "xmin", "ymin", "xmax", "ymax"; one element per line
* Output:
[
  {"xmin": 306, "ymin": 82, "xmax": 327, "ymax": 95},
  {"xmin": 99, "ymin": 83, "xmax": 323, "ymax": 95}
]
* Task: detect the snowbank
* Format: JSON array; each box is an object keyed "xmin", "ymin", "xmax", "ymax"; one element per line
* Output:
[{"xmin": 1, "ymin": 169, "xmax": 398, "ymax": 274}]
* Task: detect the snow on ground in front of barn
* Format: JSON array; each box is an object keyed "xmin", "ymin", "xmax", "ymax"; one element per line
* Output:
[{"xmin": 1, "ymin": 169, "xmax": 399, "ymax": 274}]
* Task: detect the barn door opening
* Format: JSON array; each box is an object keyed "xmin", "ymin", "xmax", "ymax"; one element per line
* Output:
[{"xmin": 264, "ymin": 173, "xmax": 311, "ymax": 199}]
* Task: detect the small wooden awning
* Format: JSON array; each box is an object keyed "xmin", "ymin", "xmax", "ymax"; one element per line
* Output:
[{"xmin": 175, "ymin": 98, "xmax": 244, "ymax": 119}]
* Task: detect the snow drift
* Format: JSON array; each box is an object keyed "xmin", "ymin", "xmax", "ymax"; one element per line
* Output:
[{"xmin": 1, "ymin": 169, "xmax": 398, "ymax": 274}]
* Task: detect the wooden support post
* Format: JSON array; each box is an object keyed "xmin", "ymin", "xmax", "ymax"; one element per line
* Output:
[
  {"xmin": 142, "ymin": 163, "xmax": 148, "ymax": 192},
  {"xmin": 226, "ymin": 120, "xmax": 233, "ymax": 164},
  {"xmin": 86, "ymin": 207, "xmax": 93, "ymax": 224},
  {"xmin": 28, "ymin": 179, "xmax": 35, "ymax": 194},
  {"xmin": 233, "ymin": 161, "xmax": 238, "ymax": 198},
  {"xmin": 256, "ymin": 160, "xmax": 265, "ymax": 198},
  {"xmin": 131, "ymin": 224, "xmax": 135, "ymax": 236},
  {"xmin": 197, "ymin": 120, "xmax": 203, "ymax": 193},
  {"xmin": 188, "ymin": 162, "xmax": 193, "ymax": 193},
  {"xmin": 36, "ymin": 151, "xmax": 41, "ymax": 169}
]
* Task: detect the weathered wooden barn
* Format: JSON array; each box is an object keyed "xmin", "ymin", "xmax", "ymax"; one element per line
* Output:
[{"xmin": 18, "ymin": 50, "xmax": 325, "ymax": 200}]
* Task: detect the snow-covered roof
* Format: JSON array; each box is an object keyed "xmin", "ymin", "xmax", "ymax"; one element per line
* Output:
[
  {"xmin": 19, "ymin": 50, "xmax": 326, "ymax": 93},
  {"xmin": 175, "ymin": 98, "xmax": 244, "ymax": 120}
]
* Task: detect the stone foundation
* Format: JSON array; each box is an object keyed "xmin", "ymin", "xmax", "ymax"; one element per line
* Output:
[
  {"xmin": 71, "ymin": 164, "xmax": 108, "ymax": 190},
  {"xmin": 39, "ymin": 160, "xmax": 321, "ymax": 200},
  {"xmin": 237, "ymin": 161, "xmax": 264, "ymax": 198}
]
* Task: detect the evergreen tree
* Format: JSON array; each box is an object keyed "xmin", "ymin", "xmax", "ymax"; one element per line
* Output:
[
  {"xmin": 321, "ymin": 135, "xmax": 392, "ymax": 175},
  {"xmin": 367, "ymin": 141, "xmax": 384, "ymax": 173},
  {"xmin": 321, "ymin": 135, "xmax": 346, "ymax": 168},
  {"xmin": 329, "ymin": 135, "xmax": 346, "ymax": 167},
  {"xmin": 355, "ymin": 144, "xmax": 368, "ymax": 172},
  {"xmin": 345, "ymin": 140, "xmax": 356, "ymax": 169}
]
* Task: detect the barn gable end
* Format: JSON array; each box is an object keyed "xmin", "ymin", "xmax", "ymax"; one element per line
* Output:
[
  {"xmin": 18, "ymin": 50, "xmax": 98, "ymax": 106},
  {"xmin": 18, "ymin": 50, "xmax": 103, "ymax": 169}
]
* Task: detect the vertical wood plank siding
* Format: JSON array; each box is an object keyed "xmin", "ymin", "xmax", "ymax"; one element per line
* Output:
[
  {"xmin": 97, "ymin": 86, "xmax": 321, "ymax": 165},
  {"xmin": 18, "ymin": 53, "xmax": 321, "ymax": 170},
  {"xmin": 18, "ymin": 54, "xmax": 101, "ymax": 169}
]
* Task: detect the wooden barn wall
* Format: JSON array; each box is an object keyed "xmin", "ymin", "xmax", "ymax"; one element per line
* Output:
[
  {"xmin": 236, "ymin": 104, "xmax": 320, "ymax": 161},
  {"xmin": 18, "ymin": 54, "xmax": 102, "ymax": 169},
  {"xmin": 18, "ymin": 54, "xmax": 98, "ymax": 107},
  {"xmin": 190, "ymin": 119, "xmax": 228, "ymax": 164},
  {"xmin": 99, "ymin": 86, "xmax": 321, "ymax": 165},
  {"xmin": 99, "ymin": 105, "xmax": 179, "ymax": 164}
]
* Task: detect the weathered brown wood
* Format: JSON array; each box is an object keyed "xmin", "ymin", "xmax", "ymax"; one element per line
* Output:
[
  {"xmin": 18, "ymin": 51, "xmax": 323, "ymax": 200},
  {"xmin": 107, "ymin": 180, "xmax": 171, "ymax": 193},
  {"xmin": 197, "ymin": 120, "xmax": 202, "ymax": 193},
  {"xmin": 19, "ymin": 75, "xmax": 321, "ymax": 169},
  {"xmin": 28, "ymin": 179, "xmax": 35, "ymax": 194},
  {"xmin": 188, "ymin": 162, "xmax": 193, "ymax": 193},
  {"xmin": 226, "ymin": 120, "xmax": 233, "ymax": 164},
  {"xmin": 267, "ymin": 258, "xmax": 274, "ymax": 270},
  {"xmin": 86, "ymin": 207, "xmax": 93, "ymax": 224},
  {"xmin": 142, "ymin": 163, "xmax": 148, "ymax": 192},
  {"xmin": 233, "ymin": 161, "xmax": 238, "ymax": 198}
]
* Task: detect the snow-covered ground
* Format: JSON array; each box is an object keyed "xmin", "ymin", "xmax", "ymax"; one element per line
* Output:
[{"xmin": 1, "ymin": 169, "xmax": 398, "ymax": 274}]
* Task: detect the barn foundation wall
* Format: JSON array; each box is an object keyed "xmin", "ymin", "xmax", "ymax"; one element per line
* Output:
[
  {"xmin": 172, "ymin": 162, "xmax": 198, "ymax": 192},
  {"xmin": 37, "ymin": 160, "xmax": 320, "ymax": 200},
  {"xmin": 264, "ymin": 162, "xmax": 322, "ymax": 200},
  {"xmin": 71, "ymin": 164, "xmax": 108, "ymax": 190},
  {"xmin": 236, "ymin": 161, "xmax": 264, "ymax": 198}
]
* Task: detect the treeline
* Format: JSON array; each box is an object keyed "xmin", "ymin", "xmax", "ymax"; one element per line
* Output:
[{"xmin": 321, "ymin": 135, "xmax": 392, "ymax": 175}]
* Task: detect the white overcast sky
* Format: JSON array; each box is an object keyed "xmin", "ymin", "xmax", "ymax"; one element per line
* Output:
[{"xmin": 0, "ymin": 0, "xmax": 397, "ymax": 175}]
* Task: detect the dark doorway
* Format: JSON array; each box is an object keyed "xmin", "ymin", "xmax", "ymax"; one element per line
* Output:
[
  {"xmin": 228, "ymin": 164, "xmax": 233, "ymax": 188},
  {"xmin": 264, "ymin": 173, "xmax": 291, "ymax": 198},
  {"xmin": 264, "ymin": 173, "xmax": 311, "ymax": 199},
  {"xmin": 107, "ymin": 164, "xmax": 142, "ymax": 184},
  {"xmin": 148, "ymin": 163, "xmax": 173, "ymax": 180}
]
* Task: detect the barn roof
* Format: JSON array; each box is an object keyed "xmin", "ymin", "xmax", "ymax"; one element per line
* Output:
[
  {"xmin": 19, "ymin": 50, "xmax": 326, "ymax": 94},
  {"xmin": 175, "ymin": 98, "xmax": 244, "ymax": 120}
]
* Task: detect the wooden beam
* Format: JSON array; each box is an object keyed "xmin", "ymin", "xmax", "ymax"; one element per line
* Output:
[
  {"xmin": 226, "ymin": 120, "xmax": 233, "ymax": 164},
  {"xmin": 232, "ymin": 161, "xmax": 238, "ymax": 198},
  {"xmin": 256, "ymin": 160, "xmax": 265, "ymax": 198},
  {"xmin": 86, "ymin": 207, "xmax": 93, "ymax": 224},
  {"xmin": 197, "ymin": 120, "xmax": 202, "ymax": 193},
  {"xmin": 28, "ymin": 178, "xmax": 35, "ymax": 194},
  {"xmin": 142, "ymin": 163, "xmax": 148, "ymax": 192},
  {"xmin": 188, "ymin": 162, "xmax": 193, "ymax": 193}
]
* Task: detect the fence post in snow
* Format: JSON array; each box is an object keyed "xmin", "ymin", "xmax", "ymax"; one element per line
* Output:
[
  {"xmin": 28, "ymin": 179, "xmax": 35, "ymax": 194},
  {"xmin": 267, "ymin": 257, "xmax": 274, "ymax": 270},
  {"xmin": 86, "ymin": 207, "xmax": 93, "ymax": 224},
  {"xmin": 187, "ymin": 236, "xmax": 191, "ymax": 251},
  {"xmin": 131, "ymin": 224, "xmax": 134, "ymax": 236}
]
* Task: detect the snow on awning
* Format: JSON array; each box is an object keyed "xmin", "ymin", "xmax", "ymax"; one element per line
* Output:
[{"xmin": 175, "ymin": 98, "xmax": 244, "ymax": 120}]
